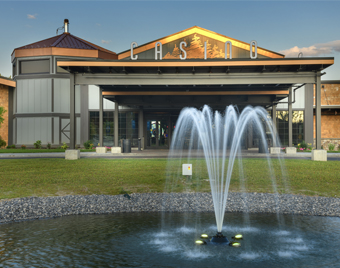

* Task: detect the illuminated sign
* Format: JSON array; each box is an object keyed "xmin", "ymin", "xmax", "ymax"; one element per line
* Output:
[{"xmin": 131, "ymin": 40, "xmax": 258, "ymax": 60}]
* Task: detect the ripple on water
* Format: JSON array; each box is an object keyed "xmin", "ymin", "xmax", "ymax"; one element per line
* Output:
[
  {"xmin": 277, "ymin": 251, "xmax": 298, "ymax": 258},
  {"xmin": 183, "ymin": 249, "xmax": 211, "ymax": 259},
  {"xmin": 239, "ymin": 252, "xmax": 261, "ymax": 260},
  {"xmin": 175, "ymin": 226, "xmax": 196, "ymax": 234}
]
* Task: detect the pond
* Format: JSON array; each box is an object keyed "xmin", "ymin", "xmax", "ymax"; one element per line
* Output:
[{"xmin": 0, "ymin": 212, "xmax": 339, "ymax": 267}]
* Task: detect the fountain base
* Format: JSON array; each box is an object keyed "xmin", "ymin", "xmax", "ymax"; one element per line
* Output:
[{"xmin": 210, "ymin": 232, "xmax": 229, "ymax": 244}]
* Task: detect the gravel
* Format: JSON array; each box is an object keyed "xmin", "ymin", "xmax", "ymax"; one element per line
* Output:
[{"xmin": 0, "ymin": 192, "xmax": 339, "ymax": 224}]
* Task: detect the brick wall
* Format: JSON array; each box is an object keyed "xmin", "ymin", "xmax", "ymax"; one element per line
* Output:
[
  {"xmin": 313, "ymin": 114, "xmax": 340, "ymax": 150},
  {"xmin": 314, "ymin": 83, "xmax": 340, "ymax": 105},
  {"xmin": 0, "ymin": 84, "xmax": 9, "ymax": 146}
]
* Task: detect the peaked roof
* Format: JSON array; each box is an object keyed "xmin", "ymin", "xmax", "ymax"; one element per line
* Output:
[
  {"xmin": 118, "ymin": 26, "xmax": 284, "ymax": 60},
  {"xmin": 12, "ymin": 33, "xmax": 117, "ymax": 60}
]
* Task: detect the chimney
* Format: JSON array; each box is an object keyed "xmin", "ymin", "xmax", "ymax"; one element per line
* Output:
[{"xmin": 64, "ymin": 19, "xmax": 69, "ymax": 33}]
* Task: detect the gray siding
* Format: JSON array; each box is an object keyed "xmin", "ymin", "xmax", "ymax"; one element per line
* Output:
[
  {"xmin": 54, "ymin": 79, "xmax": 70, "ymax": 113},
  {"xmin": 16, "ymin": 117, "xmax": 52, "ymax": 144},
  {"xmin": 16, "ymin": 79, "xmax": 52, "ymax": 113}
]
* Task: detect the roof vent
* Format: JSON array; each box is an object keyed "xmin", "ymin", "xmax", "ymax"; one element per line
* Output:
[{"xmin": 64, "ymin": 19, "xmax": 69, "ymax": 33}]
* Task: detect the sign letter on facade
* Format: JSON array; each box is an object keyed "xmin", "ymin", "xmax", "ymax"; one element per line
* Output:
[
  {"xmin": 250, "ymin": 40, "xmax": 257, "ymax": 59},
  {"xmin": 179, "ymin": 41, "xmax": 187, "ymax": 60},
  {"xmin": 155, "ymin": 42, "xmax": 162, "ymax": 60},
  {"xmin": 131, "ymin": 42, "xmax": 138, "ymax": 60}
]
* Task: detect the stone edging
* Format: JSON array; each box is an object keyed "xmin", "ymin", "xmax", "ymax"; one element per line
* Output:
[{"xmin": 0, "ymin": 192, "xmax": 339, "ymax": 224}]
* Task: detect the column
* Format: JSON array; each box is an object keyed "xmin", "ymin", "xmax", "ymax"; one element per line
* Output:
[
  {"xmin": 288, "ymin": 87, "xmax": 293, "ymax": 147},
  {"xmin": 138, "ymin": 106, "xmax": 144, "ymax": 149},
  {"xmin": 99, "ymin": 88, "xmax": 103, "ymax": 147},
  {"xmin": 271, "ymin": 104, "xmax": 277, "ymax": 147},
  {"xmin": 304, "ymin": 84, "xmax": 314, "ymax": 145},
  {"xmin": 114, "ymin": 101, "xmax": 119, "ymax": 147},
  {"xmin": 70, "ymin": 73, "xmax": 75, "ymax": 149},
  {"xmin": 315, "ymin": 73, "xmax": 322, "ymax": 149}
]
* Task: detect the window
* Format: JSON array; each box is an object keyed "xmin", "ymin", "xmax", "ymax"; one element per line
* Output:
[
  {"xmin": 276, "ymin": 111, "xmax": 304, "ymax": 146},
  {"xmin": 20, "ymin": 59, "xmax": 50, "ymax": 74},
  {"xmin": 89, "ymin": 111, "xmax": 114, "ymax": 147}
]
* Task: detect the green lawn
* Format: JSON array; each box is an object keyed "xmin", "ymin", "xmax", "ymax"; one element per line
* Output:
[
  {"xmin": 0, "ymin": 158, "xmax": 339, "ymax": 200},
  {"xmin": 0, "ymin": 149, "xmax": 96, "ymax": 153}
]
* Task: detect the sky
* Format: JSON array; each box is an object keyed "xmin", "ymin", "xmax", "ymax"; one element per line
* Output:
[{"xmin": 0, "ymin": 0, "xmax": 340, "ymax": 79}]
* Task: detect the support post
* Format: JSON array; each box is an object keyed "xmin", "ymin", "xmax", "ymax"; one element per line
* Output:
[
  {"xmin": 304, "ymin": 83, "xmax": 314, "ymax": 146},
  {"xmin": 271, "ymin": 104, "xmax": 277, "ymax": 147},
  {"xmin": 114, "ymin": 101, "xmax": 119, "ymax": 147},
  {"xmin": 315, "ymin": 73, "xmax": 322, "ymax": 149},
  {"xmin": 288, "ymin": 87, "xmax": 293, "ymax": 147},
  {"xmin": 99, "ymin": 88, "xmax": 103, "ymax": 147},
  {"xmin": 70, "ymin": 73, "xmax": 75, "ymax": 149},
  {"xmin": 138, "ymin": 106, "xmax": 144, "ymax": 149}
]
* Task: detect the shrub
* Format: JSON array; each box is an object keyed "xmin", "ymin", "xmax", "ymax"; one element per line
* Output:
[
  {"xmin": 328, "ymin": 143, "xmax": 335, "ymax": 151},
  {"xmin": 47, "ymin": 142, "xmax": 51, "ymax": 149},
  {"xmin": 34, "ymin": 140, "xmax": 42, "ymax": 149},
  {"xmin": 61, "ymin": 142, "xmax": 69, "ymax": 150},
  {"xmin": 300, "ymin": 140, "xmax": 308, "ymax": 150},
  {"xmin": 0, "ymin": 137, "xmax": 6, "ymax": 148},
  {"xmin": 21, "ymin": 145, "xmax": 26, "ymax": 149},
  {"xmin": 6, "ymin": 144, "xmax": 15, "ymax": 149},
  {"xmin": 83, "ymin": 140, "xmax": 93, "ymax": 149}
]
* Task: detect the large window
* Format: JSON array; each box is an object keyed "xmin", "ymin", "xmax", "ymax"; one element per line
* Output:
[
  {"xmin": 20, "ymin": 59, "xmax": 50, "ymax": 74},
  {"xmin": 276, "ymin": 111, "xmax": 304, "ymax": 146},
  {"xmin": 89, "ymin": 111, "xmax": 114, "ymax": 147},
  {"xmin": 118, "ymin": 112, "xmax": 139, "ymax": 146},
  {"xmin": 89, "ymin": 111, "xmax": 139, "ymax": 147}
]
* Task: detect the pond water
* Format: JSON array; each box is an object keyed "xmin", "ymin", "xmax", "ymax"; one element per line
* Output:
[{"xmin": 0, "ymin": 212, "xmax": 339, "ymax": 267}]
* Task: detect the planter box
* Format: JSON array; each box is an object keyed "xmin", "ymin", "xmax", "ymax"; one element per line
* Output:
[
  {"xmin": 96, "ymin": 147, "xmax": 107, "ymax": 154},
  {"xmin": 65, "ymin": 149, "xmax": 80, "ymax": 160}
]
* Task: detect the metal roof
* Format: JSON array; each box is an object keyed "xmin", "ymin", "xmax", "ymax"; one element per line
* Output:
[{"xmin": 14, "ymin": 33, "xmax": 116, "ymax": 55}]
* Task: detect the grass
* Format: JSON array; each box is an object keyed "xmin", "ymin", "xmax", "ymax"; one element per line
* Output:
[
  {"xmin": 0, "ymin": 158, "xmax": 339, "ymax": 200},
  {"xmin": 0, "ymin": 149, "xmax": 96, "ymax": 153}
]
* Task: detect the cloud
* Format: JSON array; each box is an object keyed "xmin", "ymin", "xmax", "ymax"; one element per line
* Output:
[
  {"xmin": 101, "ymin": 40, "xmax": 111, "ymax": 44},
  {"xmin": 279, "ymin": 40, "xmax": 340, "ymax": 57},
  {"xmin": 27, "ymin": 14, "xmax": 37, "ymax": 19}
]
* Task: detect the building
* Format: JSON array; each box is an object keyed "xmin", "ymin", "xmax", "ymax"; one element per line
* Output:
[
  {"xmin": 0, "ymin": 76, "xmax": 15, "ymax": 146},
  {"xmin": 3, "ymin": 19, "xmax": 337, "ymax": 150}
]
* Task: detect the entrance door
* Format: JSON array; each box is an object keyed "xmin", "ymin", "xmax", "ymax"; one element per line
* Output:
[{"xmin": 146, "ymin": 116, "xmax": 170, "ymax": 148}]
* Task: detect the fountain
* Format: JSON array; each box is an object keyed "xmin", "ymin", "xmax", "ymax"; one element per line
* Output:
[{"xmin": 167, "ymin": 105, "xmax": 282, "ymax": 245}]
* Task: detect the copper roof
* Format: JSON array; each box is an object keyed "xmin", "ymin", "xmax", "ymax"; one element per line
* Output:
[
  {"xmin": 13, "ymin": 33, "xmax": 117, "ymax": 60},
  {"xmin": 16, "ymin": 33, "xmax": 115, "ymax": 53}
]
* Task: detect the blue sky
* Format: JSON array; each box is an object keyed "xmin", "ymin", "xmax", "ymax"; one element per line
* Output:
[{"xmin": 1, "ymin": 0, "xmax": 340, "ymax": 79}]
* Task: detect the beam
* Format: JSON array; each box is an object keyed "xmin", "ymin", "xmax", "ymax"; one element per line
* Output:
[
  {"xmin": 114, "ymin": 101, "xmax": 119, "ymax": 147},
  {"xmin": 102, "ymin": 90, "xmax": 289, "ymax": 96},
  {"xmin": 271, "ymin": 104, "xmax": 277, "ymax": 147},
  {"xmin": 99, "ymin": 88, "xmax": 103, "ymax": 147},
  {"xmin": 304, "ymin": 84, "xmax": 314, "ymax": 145},
  {"xmin": 58, "ymin": 58, "xmax": 333, "ymax": 68},
  {"xmin": 315, "ymin": 73, "xmax": 322, "ymax": 149},
  {"xmin": 70, "ymin": 73, "xmax": 75, "ymax": 149},
  {"xmin": 288, "ymin": 86, "xmax": 293, "ymax": 147},
  {"xmin": 75, "ymin": 72, "xmax": 317, "ymax": 85}
]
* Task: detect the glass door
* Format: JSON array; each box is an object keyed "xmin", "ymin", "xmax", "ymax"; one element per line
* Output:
[{"xmin": 146, "ymin": 116, "xmax": 170, "ymax": 148}]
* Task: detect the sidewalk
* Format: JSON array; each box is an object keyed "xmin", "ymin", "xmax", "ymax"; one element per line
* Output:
[{"xmin": 1, "ymin": 149, "xmax": 339, "ymax": 160}]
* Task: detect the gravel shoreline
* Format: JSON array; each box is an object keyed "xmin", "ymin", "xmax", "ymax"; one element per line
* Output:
[{"xmin": 0, "ymin": 192, "xmax": 339, "ymax": 224}]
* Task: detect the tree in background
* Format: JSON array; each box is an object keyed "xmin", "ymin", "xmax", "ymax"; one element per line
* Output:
[
  {"xmin": 0, "ymin": 107, "xmax": 7, "ymax": 148},
  {"xmin": 0, "ymin": 107, "xmax": 6, "ymax": 127}
]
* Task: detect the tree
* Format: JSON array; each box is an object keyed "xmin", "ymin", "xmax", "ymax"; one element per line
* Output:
[{"xmin": 0, "ymin": 106, "xmax": 7, "ymax": 127}]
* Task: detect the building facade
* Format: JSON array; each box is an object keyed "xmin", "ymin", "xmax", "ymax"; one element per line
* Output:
[{"xmin": 4, "ymin": 20, "xmax": 336, "ymax": 150}]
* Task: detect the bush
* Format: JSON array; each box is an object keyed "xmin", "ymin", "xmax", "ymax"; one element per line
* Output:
[
  {"xmin": 34, "ymin": 140, "xmax": 42, "ymax": 149},
  {"xmin": 83, "ymin": 140, "xmax": 93, "ymax": 149},
  {"xmin": 300, "ymin": 140, "xmax": 308, "ymax": 150},
  {"xmin": 6, "ymin": 144, "xmax": 15, "ymax": 149},
  {"xmin": 21, "ymin": 145, "xmax": 26, "ymax": 149},
  {"xmin": 0, "ymin": 137, "xmax": 6, "ymax": 148},
  {"xmin": 328, "ymin": 143, "xmax": 335, "ymax": 151},
  {"xmin": 47, "ymin": 142, "xmax": 51, "ymax": 149},
  {"xmin": 61, "ymin": 142, "xmax": 69, "ymax": 150}
]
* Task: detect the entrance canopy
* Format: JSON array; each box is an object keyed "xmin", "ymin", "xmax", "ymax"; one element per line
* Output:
[{"xmin": 58, "ymin": 57, "xmax": 333, "ymax": 109}]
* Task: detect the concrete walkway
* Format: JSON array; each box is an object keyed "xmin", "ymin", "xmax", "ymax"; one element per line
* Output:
[{"xmin": 1, "ymin": 148, "xmax": 339, "ymax": 160}]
